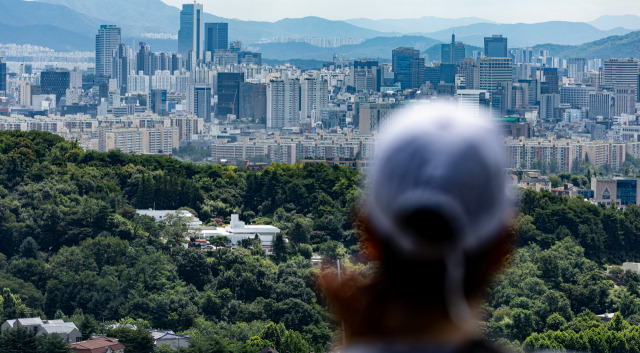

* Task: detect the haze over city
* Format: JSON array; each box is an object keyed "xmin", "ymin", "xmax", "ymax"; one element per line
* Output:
[{"xmin": 159, "ymin": 0, "xmax": 640, "ymax": 23}]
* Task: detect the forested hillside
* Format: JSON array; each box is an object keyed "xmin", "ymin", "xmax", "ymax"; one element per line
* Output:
[{"xmin": 4, "ymin": 131, "xmax": 640, "ymax": 352}]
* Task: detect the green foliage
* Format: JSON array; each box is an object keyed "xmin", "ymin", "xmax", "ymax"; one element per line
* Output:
[{"xmin": 106, "ymin": 327, "xmax": 154, "ymax": 353}]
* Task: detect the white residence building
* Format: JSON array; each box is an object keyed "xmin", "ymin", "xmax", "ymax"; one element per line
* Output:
[{"xmin": 197, "ymin": 214, "xmax": 280, "ymax": 247}]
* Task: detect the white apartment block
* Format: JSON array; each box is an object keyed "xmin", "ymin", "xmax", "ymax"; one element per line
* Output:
[{"xmin": 505, "ymin": 138, "xmax": 640, "ymax": 173}]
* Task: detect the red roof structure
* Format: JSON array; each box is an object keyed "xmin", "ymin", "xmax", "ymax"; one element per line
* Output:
[{"xmin": 71, "ymin": 337, "xmax": 125, "ymax": 353}]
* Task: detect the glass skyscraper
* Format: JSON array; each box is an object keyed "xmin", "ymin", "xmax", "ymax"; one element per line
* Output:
[
  {"xmin": 41, "ymin": 68, "xmax": 70, "ymax": 104},
  {"xmin": 0, "ymin": 58, "xmax": 6, "ymax": 93},
  {"xmin": 178, "ymin": 3, "xmax": 205, "ymax": 60},
  {"xmin": 484, "ymin": 35, "xmax": 508, "ymax": 58},
  {"xmin": 392, "ymin": 47, "xmax": 423, "ymax": 90},
  {"xmin": 205, "ymin": 23, "xmax": 229, "ymax": 53},
  {"xmin": 95, "ymin": 25, "xmax": 121, "ymax": 77}
]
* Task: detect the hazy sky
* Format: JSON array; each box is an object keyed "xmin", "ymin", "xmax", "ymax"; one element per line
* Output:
[{"xmin": 160, "ymin": 0, "xmax": 640, "ymax": 23}]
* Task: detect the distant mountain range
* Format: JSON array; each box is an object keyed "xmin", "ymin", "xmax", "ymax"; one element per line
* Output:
[
  {"xmin": 344, "ymin": 16, "xmax": 494, "ymax": 34},
  {"xmin": 588, "ymin": 15, "xmax": 640, "ymax": 31},
  {"xmin": 423, "ymin": 22, "xmax": 631, "ymax": 47},
  {"xmin": 535, "ymin": 30, "xmax": 640, "ymax": 60},
  {"xmin": 0, "ymin": 0, "xmax": 639, "ymax": 61}
]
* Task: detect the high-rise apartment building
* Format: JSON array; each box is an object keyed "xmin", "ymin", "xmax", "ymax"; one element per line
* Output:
[
  {"xmin": 484, "ymin": 35, "xmax": 508, "ymax": 58},
  {"xmin": 478, "ymin": 57, "xmax": 512, "ymax": 91},
  {"xmin": 95, "ymin": 25, "xmax": 121, "ymax": 77},
  {"xmin": 41, "ymin": 68, "xmax": 70, "ymax": 104},
  {"xmin": 19, "ymin": 82, "xmax": 31, "ymax": 107},
  {"xmin": 111, "ymin": 44, "xmax": 133, "ymax": 95},
  {"xmin": 178, "ymin": 3, "xmax": 205, "ymax": 60},
  {"xmin": 267, "ymin": 74, "xmax": 300, "ymax": 129},
  {"xmin": 441, "ymin": 34, "xmax": 466, "ymax": 65},
  {"xmin": 69, "ymin": 67, "xmax": 82, "ymax": 90},
  {"xmin": 392, "ymin": 47, "xmax": 423, "ymax": 90},
  {"xmin": 300, "ymin": 73, "xmax": 329, "ymax": 125},
  {"xmin": 205, "ymin": 23, "xmax": 229, "ymax": 54},
  {"xmin": 604, "ymin": 58, "xmax": 640, "ymax": 102},
  {"xmin": 540, "ymin": 93, "xmax": 560, "ymax": 121}
]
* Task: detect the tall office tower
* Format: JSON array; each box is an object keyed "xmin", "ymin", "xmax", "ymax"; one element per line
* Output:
[
  {"xmin": 484, "ymin": 35, "xmax": 508, "ymax": 58},
  {"xmin": 478, "ymin": 57, "xmax": 512, "ymax": 91},
  {"xmin": 95, "ymin": 25, "xmax": 121, "ymax": 77},
  {"xmin": 69, "ymin": 67, "xmax": 82, "ymax": 90},
  {"xmin": 178, "ymin": 3, "xmax": 205, "ymax": 60},
  {"xmin": 560, "ymin": 85, "xmax": 595, "ymax": 109},
  {"xmin": 425, "ymin": 66, "xmax": 441, "ymax": 89},
  {"xmin": 137, "ymin": 42, "xmax": 152, "ymax": 75},
  {"xmin": 41, "ymin": 68, "xmax": 70, "ymax": 104},
  {"xmin": 353, "ymin": 59, "xmax": 379, "ymax": 93},
  {"xmin": 188, "ymin": 83, "xmax": 211, "ymax": 120},
  {"xmin": 300, "ymin": 73, "xmax": 329, "ymax": 125},
  {"xmin": 267, "ymin": 75, "xmax": 300, "ymax": 129},
  {"xmin": 540, "ymin": 68, "xmax": 559, "ymax": 94},
  {"xmin": 439, "ymin": 64, "xmax": 457, "ymax": 84},
  {"xmin": 205, "ymin": 23, "xmax": 228, "ymax": 54},
  {"xmin": 458, "ymin": 58, "xmax": 479, "ymax": 89},
  {"xmin": 0, "ymin": 58, "xmax": 5, "ymax": 94},
  {"xmin": 169, "ymin": 53, "xmax": 182, "ymax": 74},
  {"xmin": 589, "ymin": 91, "xmax": 614, "ymax": 120},
  {"xmin": 216, "ymin": 72, "xmax": 244, "ymax": 118},
  {"xmin": 491, "ymin": 83, "xmax": 509, "ymax": 117},
  {"xmin": 149, "ymin": 89, "xmax": 167, "ymax": 115},
  {"xmin": 568, "ymin": 58, "xmax": 587, "ymax": 82},
  {"xmin": 441, "ymin": 34, "xmax": 466, "ymax": 65},
  {"xmin": 614, "ymin": 86, "xmax": 637, "ymax": 116},
  {"xmin": 111, "ymin": 44, "xmax": 133, "ymax": 95},
  {"xmin": 540, "ymin": 93, "xmax": 560, "ymax": 121},
  {"xmin": 604, "ymin": 58, "xmax": 640, "ymax": 101},
  {"xmin": 239, "ymin": 82, "xmax": 267, "ymax": 121},
  {"xmin": 392, "ymin": 47, "xmax": 423, "ymax": 90}
]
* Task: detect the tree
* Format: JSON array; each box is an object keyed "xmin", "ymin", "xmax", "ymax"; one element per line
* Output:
[
  {"xmin": 0, "ymin": 327, "xmax": 38, "ymax": 353},
  {"xmin": 70, "ymin": 311, "xmax": 100, "ymax": 340},
  {"xmin": 106, "ymin": 327, "xmax": 154, "ymax": 353},
  {"xmin": 288, "ymin": 220, "xmax": 310, "ymax": 245},
  {"xmin": 272, "ymin": 234, "xmax": 288, "ymax": 260},
  {"xmin": 174, "ymin": 248, "xmax": 213, "ymax": 291},
  {"xmin": 18, "ymin": 237, "xmax": 39, "ymax": 259},
  {"xmin": 546, "ymin": 313, "xmax": 567, "ymax": 331},
  {"xmin": 36, "ymin": 333, "xmax": 73, "ymax": 353}
]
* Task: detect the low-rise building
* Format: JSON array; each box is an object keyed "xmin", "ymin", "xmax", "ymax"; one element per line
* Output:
[
  {"xmin": 197, "ymin": 214, "xmax": 280, "ymax": 247},
  {"xmin": 150, "ymin": 329, "xmax": 190, "ymax": 349},
  {"xmin": 518, "ymin": 171, "xmax": 551, "ymax": 192},
  {"xmin": 71, "ymin": 337, "xmax": 125, "ymax": 353},
  {"xmin": 136, "ymin": 209, "xmax": 202, "ymax": 227},
  {"xmin": 1, "ymin": 318, "xmax": 81, "ymax": 343},
  {"xmin": 591, "ymin": 178, "xmax": 640, "ymax": 207}
]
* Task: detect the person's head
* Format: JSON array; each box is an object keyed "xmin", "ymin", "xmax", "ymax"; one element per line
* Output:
[{"xmin": 322, "ymin": 103, "xmax": 515, "ymax": 342}]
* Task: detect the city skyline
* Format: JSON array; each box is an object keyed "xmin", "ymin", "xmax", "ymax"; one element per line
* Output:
[{"xmin": 159, "ymin": 0, "xmax": 640, "ymax": 24}]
